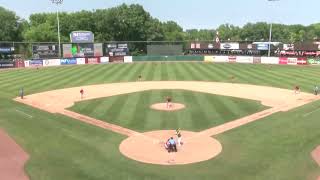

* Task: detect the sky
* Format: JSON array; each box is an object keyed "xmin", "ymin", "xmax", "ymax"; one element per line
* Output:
[{"xmin": 0, "ymin": 0, "xmax": 318, "ymax": 30}]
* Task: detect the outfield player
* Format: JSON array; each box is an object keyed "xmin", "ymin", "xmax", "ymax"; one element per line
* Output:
[{"xmin": 314, "ymin": 85, "xmax": 319, "ymax": 95}]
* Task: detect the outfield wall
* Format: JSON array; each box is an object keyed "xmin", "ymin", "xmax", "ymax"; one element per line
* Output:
[
  {"xmin": 3, "ymin": 56, "xmax": 320, "ymax": 69},
  {"xmin": 132, "ymin": 55, "xmax": 203, "ymax": 61}
]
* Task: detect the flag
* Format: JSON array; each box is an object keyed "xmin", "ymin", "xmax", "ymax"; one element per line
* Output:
[{"xmin": 215, "ymin": 31, "xmax": 220, "ymax": 44}]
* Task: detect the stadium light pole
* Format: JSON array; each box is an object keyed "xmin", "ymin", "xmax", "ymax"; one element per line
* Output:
[
  {"xmin": 267, "ymin": 0, "xmax": 280, "ymax": 57},
  {"xmin": 51, "ymin": 0, "xmax": 63, "ymax": 58}
]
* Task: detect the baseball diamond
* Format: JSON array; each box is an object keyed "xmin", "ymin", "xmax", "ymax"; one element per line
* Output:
[
  {"xmin": 2, "ymin": 1, "xmax": 320, "ymax": 180},
  {"xmin": 0, "ymin": 62, "xmax": 320, "ymax": 180}
]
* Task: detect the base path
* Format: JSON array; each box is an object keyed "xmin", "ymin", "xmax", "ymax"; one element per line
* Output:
[
  {"xmin": 0, "ymin": 129, "xmax": 29, "ymax": 180},
  {"xmin": 15, "ymin": 81, "xmax": 320, "ymax": 165}
]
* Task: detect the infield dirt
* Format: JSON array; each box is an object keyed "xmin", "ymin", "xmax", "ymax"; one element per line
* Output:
[{"xmin": 15, "ymin": 81, "xmax": 320, "ymax": 165}]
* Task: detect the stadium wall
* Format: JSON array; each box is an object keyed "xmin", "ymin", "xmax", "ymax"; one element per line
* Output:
[
  {"xmin": 132, "ymin": 56, "xmax": 204, "ymax": 61},
  {"xmin": 1, "ymin": 56, "xmax": 317, "ymax": 69}
]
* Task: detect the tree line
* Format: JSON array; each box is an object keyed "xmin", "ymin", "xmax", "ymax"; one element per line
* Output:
[{"xmin": 0, "ymin": 4, "xmax": 319, "ymax": 43}]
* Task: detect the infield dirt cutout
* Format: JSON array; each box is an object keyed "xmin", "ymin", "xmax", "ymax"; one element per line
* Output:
[{"xmin": 15, "ymin": 81, "xmax": 320, "ymax": 165}]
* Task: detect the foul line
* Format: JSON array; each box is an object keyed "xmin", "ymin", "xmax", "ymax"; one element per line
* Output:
[
  {"xmin": 15, "ymin": 109, "xmax": 33, "ymax": 118},
  {"xmin": 303, "ymin": 107, "xmax": 320, "ymax": 117}
]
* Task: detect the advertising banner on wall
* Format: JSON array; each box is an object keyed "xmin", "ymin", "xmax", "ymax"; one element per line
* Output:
[
  {"xmin": 257, "ymin": 44, "xmax": 269, "ymax": 50},
  {"xmin": 24, "ymin": 60, "xmax": 30, "ymax": 67},
  {"xmin": 76, "ymin": 58, "xmax": 86, "ymax": 65},
  {"xmin": 297, "ymin": 58, "xmax": 307, "ymax": 65},
  {"xmin": 283, "ymin": 44, "xmax": 295, "ymax": 51},
  {"xmin": 253, "ymin": 57, "xmax": 261, "ymax": 64},
  {"xmin": 106, "ymin": 43, "xmax": 129, "ymax": 56},
  {"xmin": 279, "ymin": 57, "xmax": 288, "ymax": 65},
  {"xmin": 212, "ymin": 56, "xmax": 229, "ymax": 63},
  {"xmin": 261, "ymin": 57, "xmax": 279, "ymax": 64},
  {"xmin": 85, "ymin": 57, "xmax": 100, "ymax": 64},
  {"xmin": 0, "ymin": 47, "xmax": 14, "ymax": 54},
  {"xmin": 30, "ymin": 59, "xmax": 43, "ymax": 67},
  {"xmin": 63, "ymin": 44, "xmax": 73, "ymax": 58},
  {"xmin": 70, "ymin": 31, "xmax": 94, "ymax": 43},
  {"xmin": 287, "ymin": 58, "xmax": 297, "ymax": 65},
  {"xmin": 94, "ymin": 43, "xmax": 103, "ymax": 57},
  {"xmin": 72, "ymin": 43, "xmax": 94, "ymax": 57},
  {"xmin": 220, "ymin": 43, "xmax": 239, "ymax": 50},
  {"xmin": 43, "ymin": 59, "xmax": 61, "ymax": 67},
  {"xmin": 15, "ymin": 60, "xmax": 25, "ymax": 68},
  {"xmin": 236, "ymin": 56, "xmax": 253, "ymax": 64},
  {"xmin": 100, "ymin": 57, "xmax": 109, "ymax": 64},
  {"xmin": 307, "ymin": 58, "xmax": 320, "ymax": 65},
  {"xmin": 124, "ymin": 56, "xmax": 133, "ymax": 63},
  {"xmin": 60, "ymin": 58, "xmax": 77, "ymax": 65},
  {"xmin": 204, "ymin": 56, "xmax": 214, "ymax": 62},
  {"xmin": 0, "ymin": 61, "xmax": 15, "ymax": 68},
  {"xmin": 32, "ymin": 44, "xmax": 59, "ymax": 59},
  {"xmin": 228, "ymin": 56, "xmax": 237, "ymax": 63}
]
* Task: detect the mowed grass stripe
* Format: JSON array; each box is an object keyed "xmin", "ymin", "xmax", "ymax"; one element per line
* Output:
[
  {"xmin": 227, "ymin": 64, "xmax": 283, "ymax": 86},
  {"xmin": 99, "ymin": 64, "xmax": 128, "ymax": 83},
  {"xmin": 151, "ymin": 62, "xmax": 162, "ymax": 81},
  {"xmin": 116, "ymin": 92, "xmax": 141, "ymax": 127},
  {"xmin": 183, "ymin": 62, "xmax": 212, "ymax": 81},
  {"xmin": 121, "ymin": 63, "xmax": 146, "ymax": 82},
  {"xmin": 25, "ymin": 65, "xmax": 98, "ymax": 92},
  {"xmin": 128, "ymin": 90, "xmax": 151, "ymax": 131},
  {"xmin": 70, "ymin": 64, "xmax": 116, "ymax": 86},
  {"xmin": 179, "ymin": 62, "xmax": 204, "ymax": 81},
  {"xmin": 145, "ymin": 63, "xmax": 157, "ymax": 81},
  {"xmin": 107, "ymin": 63, "xmax": 136, "ymax": 82},
  {"xmin": 192, "ymin": 63, "xmax": 221, "ymax": 81},
  {"xmin": 172, "ymin": 62, "xmax": 186, "ymax": 80},
  {"xmin": 145, "ymin": 90, "xmax": 165, "ymax": 130},
  {"xmin": 209, "ymin": 63, "xmax": 247, "ymax": 82},
  {"xmin": 175, "ymin": 62, "xmax": 195, "ymax": 80},
  {"xmin": 180, "ymin": 90, "xmax": 209, "ymax": 131},
  {"xmin": 166, "ymin": 62, "xmax": 178, "ymax": 80},
  {"xmin": 270, "ymin": 68, "xmax": 318, "ymax": 87},
  {"xmin": 158, "ymin": 90, "xmax": 178, "ymax": 130},
  {"xmin": 218, "ymin": 64, "xmax": 261, "ymax": 84},
  {"xmin": 0, "ymin": 68, "xmax": 43, "ymax": 84},
  {"xmin": 75, "ymin": 64, "xmax": 117, "ymax": 86},
  {"xmin": 2, "ymin": 68, "xmax": 78, "ymax": 94},
  {"xmin": 203, "ymin": 63, "xmax": 235, "ymax": 82},
  {"xmin": 101, "ymin": 93, "xmax": 131, "ymax": 124},
  {"xmin": 160, "ymin": 62, "xmax": 169, "ymax": 81},
  {"xmin": 28, "ymin": 65, "xmax": 100, "ymax": 92},
  {"xmin": 1, "ymin": 66, "xmax": 73, "ymax": 93}
]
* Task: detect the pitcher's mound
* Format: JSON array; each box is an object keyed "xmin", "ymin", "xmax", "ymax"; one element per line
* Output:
[
  {"xmin": 119, "ymin": 130, "xmax": 222, "ymax": 165},
  {"xmin": 150, "ymin": 103, "xmax": 185, "ymax": 111}
]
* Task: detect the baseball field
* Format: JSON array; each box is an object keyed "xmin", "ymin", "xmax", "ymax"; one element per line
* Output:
[{"xmin": 1, "ymin": 62, "xmax": 320, "ymax": 180}]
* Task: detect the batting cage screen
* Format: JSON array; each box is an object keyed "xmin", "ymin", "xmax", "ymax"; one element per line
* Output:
[{"xmin": 147, "ymin": 45, "xmax": 183, "ymax": 55}]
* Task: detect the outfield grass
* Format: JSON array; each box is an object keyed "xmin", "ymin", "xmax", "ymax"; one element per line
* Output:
[
  {"xmin": 0, "ymin": 62, "xmax": 320, "ymax": 180},
  {"xmin": 69, "ymin": 90, "xmax": 267, "ymax": 132}
]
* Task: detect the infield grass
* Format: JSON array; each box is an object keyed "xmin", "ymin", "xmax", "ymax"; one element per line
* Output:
[
  {"xmin": 69, "ymin": 90, "xmax": 267, "ymax": 132},
  {"xmin": 0, "ymin": 62, "xmax": 320, "ymax": 180}
]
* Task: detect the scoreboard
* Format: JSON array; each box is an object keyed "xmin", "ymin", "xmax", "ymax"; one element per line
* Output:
[
  {"xmin": 106, "ymin": 43, "xmax": 129, "ymax": 56},
  {"xmin": 32, "ymin": 44, "xmax": 59, "ymax": 59},
  {"xmin": 63, "ymin": 43, "xmax": 103, "ymax": 58}
]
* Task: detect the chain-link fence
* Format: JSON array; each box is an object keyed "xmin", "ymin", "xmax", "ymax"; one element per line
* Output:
[{"xmin": 0, "ymin": 40, "xmax": 319, "ymax": 61}]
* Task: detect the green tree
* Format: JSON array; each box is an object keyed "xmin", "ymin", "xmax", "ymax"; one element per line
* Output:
[{"xmin": 0, "ymin": 6, "xmax": 25, "ymax": 41}]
